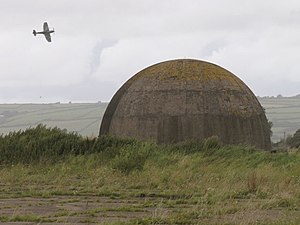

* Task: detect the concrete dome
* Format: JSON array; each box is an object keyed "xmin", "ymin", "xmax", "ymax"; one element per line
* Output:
[{"xmin": 100, "ymin": 59, "xmax": 271, "ymax": 150}]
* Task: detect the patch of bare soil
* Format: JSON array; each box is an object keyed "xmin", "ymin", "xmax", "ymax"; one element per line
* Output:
[
  {"xmin": 0, "ymin": 195, "xmax": 299, "ymax": 224},
  {"xmin": 0, "ymin": 195, "xmax": 172, "ymax": 224}
]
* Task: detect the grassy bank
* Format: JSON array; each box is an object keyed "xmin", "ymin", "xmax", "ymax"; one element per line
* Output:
[{"xmin": 0, "ymin": 126, "xmax": 300, "ymax": 224}]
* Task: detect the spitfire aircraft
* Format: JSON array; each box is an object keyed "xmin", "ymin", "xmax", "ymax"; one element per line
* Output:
[{"xmin": 33, "ymin": 22, "xmax": 54, "ymax": 42}]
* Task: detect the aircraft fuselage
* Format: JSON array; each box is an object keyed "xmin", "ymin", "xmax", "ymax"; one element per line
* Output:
[{"xmin": 35, "ymin": 30, "xmax": 54, "ymax": 35}]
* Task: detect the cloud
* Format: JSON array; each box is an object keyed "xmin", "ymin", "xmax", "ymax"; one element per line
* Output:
[
  {"xmin": 0, "ymin": 33, "xmax": 94, "ymax": 87},
  {"xmin": 206, "ymin": 24, "xmax": 300, "ymax": 95},
  {"xmin": 0, "ymin": 0, "xmax": 300, "ymax": 102}
]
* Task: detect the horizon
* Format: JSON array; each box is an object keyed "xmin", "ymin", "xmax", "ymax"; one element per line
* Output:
[{"xmin": 0, "ymin": 93, "xmax": 299, "ymax": 105}]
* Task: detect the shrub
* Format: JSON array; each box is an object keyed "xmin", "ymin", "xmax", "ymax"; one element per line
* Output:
[
  {"xmin": 0, "ymin": 124, "xmax": 147, "ymax": 166},
  {"xmin": 0, "ymin": 124, "xmax": 90, "ymax": 164},
  {"xmin": 286, "ymin": 129, "xmax": 300, "ymax": 148}
]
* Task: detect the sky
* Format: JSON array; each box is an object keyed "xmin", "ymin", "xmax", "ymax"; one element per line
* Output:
[{"xmin": 1, "ymin": 0, "xmax": 300, "ymax": 103}]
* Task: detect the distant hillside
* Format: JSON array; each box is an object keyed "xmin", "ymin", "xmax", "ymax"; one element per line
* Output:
[
  {"xmin": 0, "ymin": 103, "xmax": 107, "ymax": 137},
  {"xmin": 258, "ymin": 97, "xmax": 300, "ymax": 142},
  {"xmin": 0, "ymin": 98, "xmax": 299, "ymax": 143}
]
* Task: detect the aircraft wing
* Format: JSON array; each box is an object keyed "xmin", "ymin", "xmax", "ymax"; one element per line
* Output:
[
  {"xmin": 44, "ymin": 33, "xmax": 52, "ymax": 42},
  {"xmin": 43, "ymin": 22, "xmax": 49, "ymax": 32}
]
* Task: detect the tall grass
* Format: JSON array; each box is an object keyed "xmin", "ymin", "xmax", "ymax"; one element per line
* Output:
[
  {"xmin": 0, "ymin": 124, "xmax": 300, "ymax": 176},
  {"xmin": 0, "ymin": 124, "xmax": 137, "ymax": 165},
  {"xmin": 0, "ymin": 125, "xmax": 81, "ymax": 164}
]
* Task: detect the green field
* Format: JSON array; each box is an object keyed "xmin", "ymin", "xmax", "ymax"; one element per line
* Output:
[
  {"xmin": 0, "ymin": 103, "xmax": 107, "ymax": 137},
  {"xmin": 258, "ymin": 97, "xmax": 300, "ymax": 142},
  {"xmin": 0, "ymin": 97, "xmax": 299, "ymax": 143}
]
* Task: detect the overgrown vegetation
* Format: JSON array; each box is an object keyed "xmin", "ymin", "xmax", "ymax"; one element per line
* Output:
[
  {"xmin": 0, "ymin": 124, "xmax": 137, "ymax": 165},
  {"xmin": 286, "ymin": 128, "xmax": 300, "ymax": 148},
  {"xmin": 0, "ymin": 124, "xmax": 300, "ymax": 173},
  {"xmin": 0, "ymin": 125, "xmax": 300, "ymax": 224}
]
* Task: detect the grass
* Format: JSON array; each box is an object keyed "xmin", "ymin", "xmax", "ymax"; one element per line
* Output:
[
  {"xmin": 0, "ymin": 126, "xmax": 299, "ymax": 224},
  {"xmin": 0, "ymin": 215, "xmax": 54, "ymax": 223}
]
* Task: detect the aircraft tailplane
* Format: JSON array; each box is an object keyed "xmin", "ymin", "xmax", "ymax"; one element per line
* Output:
[{"xmin": 33, "ymin": 30, "xmax": 36, "ymax": 36}]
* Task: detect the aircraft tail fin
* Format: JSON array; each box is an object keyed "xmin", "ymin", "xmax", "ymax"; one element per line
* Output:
[{"xmin": 33, "ymin": 30, "xmax": 36, "ymax": 36}]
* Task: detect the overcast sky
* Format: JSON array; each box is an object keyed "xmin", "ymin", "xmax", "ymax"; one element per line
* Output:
[{"xmin": 1, "ymin": 0, "xmax": 300, "ymax": 103}]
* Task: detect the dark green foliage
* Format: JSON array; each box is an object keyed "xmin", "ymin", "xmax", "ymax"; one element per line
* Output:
[
  {"xmin": 0, "ymin": 124, "xmax": 299, "ymax": 174},
  {"xmin": 90, "ymin": 135, "xmax": 137, "ymax": 156},
  {"xmin": 0, "ymin": 125, "xmax": 84, "ymax": 164},
  {"xmin": 268, "ymin": 120, "xmax": 273, "ymax": 137},
  {"xmin": 0, "ymin": 124, "xmax": 152, "ymax": 173},
  {"xmin": 286, "ymin": 129, "xmax": 300, "ymax": 148},
  {"xmin": 0, "ymin": 124, "xmax": 136, "ymax": 165},
  {"xmin": 160, "ymin": 136, "xmax": 220, "ymax": 155}
]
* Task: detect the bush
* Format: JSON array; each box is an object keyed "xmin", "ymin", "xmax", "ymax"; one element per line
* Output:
[
  {"xmin": 0, "ymin": 124, "xmax": 91, "ymax": 164},
  {"xmin": 286, "ymin": 129, "xmax": 300, "ymax": 148},
  {"xmin": 0, "ymin": 124, "xmax": 146, "ymax": 166}
]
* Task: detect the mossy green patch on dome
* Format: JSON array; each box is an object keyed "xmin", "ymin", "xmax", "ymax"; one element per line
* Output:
[{"xmin": 133, "ymin": 59, "xmax": 242, "ymax": 84}]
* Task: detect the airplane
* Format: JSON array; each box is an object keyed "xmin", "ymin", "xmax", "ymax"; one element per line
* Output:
[{"xmin": 33, "ymin": 22, "xmax": 54, "ymax": 42}]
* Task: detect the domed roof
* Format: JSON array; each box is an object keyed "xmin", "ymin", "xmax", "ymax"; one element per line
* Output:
[{"xmin": 100, "ymin": 59, "xmax": 271, "ymax": 150}]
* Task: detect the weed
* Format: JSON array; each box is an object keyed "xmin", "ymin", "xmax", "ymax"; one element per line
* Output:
[
  {"xmin": 111, "ymin": 143, "xmax": 151, "ymax": 174},
  {"xmin": 247, "ymin": 171, "xmax": 258, "ymax": 192},
  {"xmin": 5, "ymin": 214, "xmax": 53, "ymax": 223},
  {"xmin": 261, "ymin": 198, "xmax": 298, "ymax": 210}
]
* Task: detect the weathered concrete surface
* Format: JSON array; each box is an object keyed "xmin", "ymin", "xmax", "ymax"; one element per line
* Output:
[{"xmin": 100, "ymin": 59, "xmax": 271, "ymax": 150}]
